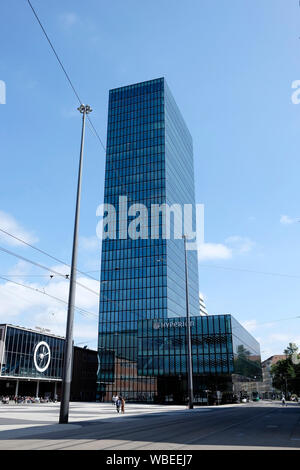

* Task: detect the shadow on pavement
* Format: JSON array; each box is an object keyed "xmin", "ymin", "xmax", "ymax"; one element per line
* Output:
[{"xmin": 0, "ymin": 403, "xmax": 299, "ymax": 449}]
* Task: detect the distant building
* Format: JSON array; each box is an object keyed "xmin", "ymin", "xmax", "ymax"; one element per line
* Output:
[
  {"xmin": 199, "ymin": 293, "xmax": 208, "ymax": 316},
  {"xmin": 236, "ymin": 354, "xmax": 287, "ymax": 400},
  {"xmin": 0, "ymin": 324, "xmax": 97, "ymax": 400},
  {"xmin": 259, "ymin": 355, "xmax": 287, "ymax": 399}
]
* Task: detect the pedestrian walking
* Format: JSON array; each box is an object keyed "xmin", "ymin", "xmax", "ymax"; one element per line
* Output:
[
  {"xmin": 115, "ymin": 397, "xmax": 121, "ymax": 413},
  {"xmin": 112, "ymin": 394, "xmax": 118, "ymax": 407},
  {"xmin": 281, "ymin": 395, "xmax": 287, "ymax": 407},
  {"xmin": 121, "ymin": 396, "xmax": 125, "ymax": 414}
]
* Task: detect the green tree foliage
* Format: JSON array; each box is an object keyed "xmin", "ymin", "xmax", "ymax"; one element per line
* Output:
[
  {"xmin": 271, "ymin": 344, "xmax": 300, "ymax": 394},
  {"xmin": 283, "ymin": 343, "xmax": 298, "ymax": 356}
]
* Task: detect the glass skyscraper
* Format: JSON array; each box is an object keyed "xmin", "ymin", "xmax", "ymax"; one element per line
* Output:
[
  {"xmin": 97, "ymin": 78, "xmax": 200, "ymax": 402},
  {"xmin": 97, "ymin": 78, "xmax": 261, "ymax": 403}
]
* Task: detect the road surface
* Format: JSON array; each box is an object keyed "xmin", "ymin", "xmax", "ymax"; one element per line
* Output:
[{"xmin": 0, "ymin": 401, "xmax": 299, "ymax": 450}]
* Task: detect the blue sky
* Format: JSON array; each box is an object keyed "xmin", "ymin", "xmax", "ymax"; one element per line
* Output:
[{"xmin": 0, "ymin": 0, "xmax": 300, "ymax": 358}]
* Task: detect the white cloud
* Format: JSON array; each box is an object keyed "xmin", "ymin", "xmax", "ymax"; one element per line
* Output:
[
  {"xmin": 225, "ymin": 236, "xmax": 255, "ymax": 254},
  {"xmin": 0, "ymin": 210, "xmax": 38, "ymax": 246},
  {"xmin": 269, "ymin": 333, "xmax": 290, "ymax": 342},
  {"xmin": 241, "ymin": 319, "xmax": 258, "ymax": 333},
  {"xmin": 78, "ymin": 236, "xmax": 101, "ymax": 272},
  {"xmin": 0, "ymin": 265, "xmax": 99, "ymax": 344},
  {"xmin": 80, "ymin": 235, "xmax": 100, "ymax": 252},
  {"xmin": 197, "ymin": 235, "xmax": 254, "ymax": 261},
  {"xmin": 198, "ymin": 242, "xmax": 232, "ymax": 261},
  {"xmin": 280, "ymin": 215, "xmax": 299, "ymax": 225},
  {"xmin": 249, "ymin": 323, "xmax": 300, "ymax": 361},
  {"xmin": 47, "ymin": 264, "xmax": 70, "ymax": 277},
  {"xmin": 7, "ymin": 260, "xmax": 31, "ymax": 277}
]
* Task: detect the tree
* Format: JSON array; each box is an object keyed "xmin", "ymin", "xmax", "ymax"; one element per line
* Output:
[
  {"xmin": 270, "ymin": 343, "xmax": 300, "ymax": 395},
  {"xmin": 270, "ymin": 359, "xmax": 296, "ymax": 393},
  {"xmin": 284, "ymin": 343, "xmax": 298, "ymax": 356}
]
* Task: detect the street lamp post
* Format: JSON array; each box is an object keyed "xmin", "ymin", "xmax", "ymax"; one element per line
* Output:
[
  {"xmin": 183, "ymin": 235, "xmax": 194, "ymax": 409},
  {"xmin": 59, "ymin": 104, "xmax": 92, "ymax": 424}
]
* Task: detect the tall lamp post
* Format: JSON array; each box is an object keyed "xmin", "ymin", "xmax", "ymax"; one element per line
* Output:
[
  {"xmin": 183, "ymin": 235, "xmax": 194, "ymax": 409},
  {"xmin": 59, "ymin": 104, "xmax": 92, "ymax": 424}
]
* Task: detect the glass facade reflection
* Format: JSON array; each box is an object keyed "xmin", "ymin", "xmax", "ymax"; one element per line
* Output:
[
  {"xmin": 97, "ymin": 78, "xmax": 261, "ymax": 404},
  {"xmin": 138, "ymin": 315, "xmax": 234, "ymax": 378},
  {"xmin": 97, "ymin": 78, "xmax": 200, "ymax": 401},
  {"xmin": 0, "ymin": 324, "xmax": 98, "ymax": 400},
  {"xmin": 138, "ymin": 315, "xmax": 261, "ymax": 403},
  {"xmin": 231, "ymin": 316, "xmax": 262, "ymax": 382},
  {"xmin": 97, "ymin": 311, "xmax": 261, "ymax": 403},
  {"xmin": 0, "ymin": 325, "xmax": 64, "ymax": 379}
]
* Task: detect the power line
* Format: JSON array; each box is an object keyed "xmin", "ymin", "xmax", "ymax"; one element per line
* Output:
[
  {"xmin": 26, "ymin": 0, "xmax": 131, "ymax": 206},
  {"xmin": 26, "ymin": 0, "xmax": 132, "ymax": 215},
  {"xmin": 0, "ymin": 274, "xmax": 53, "ymax": 277},
  {"xmin": 239, "ymin": 316, "xmax": 300, "ymax": 329},
  {"xmin": 198, "ymin": 263, "xmax": 300, "ymax": 280},
  {"xmin": 256, "ymin": 315, "xmax": 300, "ymax": 326},
  {"xmin": 0, "ymin": 227, "xmax": 99, "ymax": 282},
  {"xmin": 26, "ymin": 0, "xmax": 106, "ymax": 152},
  {"xmin": 88, "ymin": 263, "xmax": 300, "ymax": 280},
  {"xmin": 0, "ymin": 275, "xmax": 98, "ymax": 320},
  {"xmin": 27, "ymin": 2, "xmax": 299, "ymax": 287},
  {"xmin": 0, "ymin": 244, "xmax": 100, "ymax": 297}
]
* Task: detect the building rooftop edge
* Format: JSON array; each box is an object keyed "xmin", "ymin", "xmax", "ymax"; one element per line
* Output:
[
  {"xmin": 109, "ymin": 77, "xmax": 165, "ymax": 93},
  {"xmin": 0, "ymin": 324, "xmax": 97, "ymax": 351}
]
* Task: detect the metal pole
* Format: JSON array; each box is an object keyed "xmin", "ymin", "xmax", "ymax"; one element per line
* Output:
[
  {"xmin": 59, "ymin": 104, "xmax": 92, "ymax": 424},
  {"xmin": 183, "ymin": 235, "xmax": 194, "ymax": 409},
  {"xmin": 15, "ymin": 380, "xmax": 19, "ymax": 397}
]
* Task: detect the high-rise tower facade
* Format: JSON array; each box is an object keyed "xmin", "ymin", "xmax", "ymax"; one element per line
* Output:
[{"xmin": 97, "ymin": 78, "xmax": 200, "ymax": 402}]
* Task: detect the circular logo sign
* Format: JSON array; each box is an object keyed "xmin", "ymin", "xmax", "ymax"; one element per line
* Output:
[{"xmin": 33, "ymin": 341, "xmax": 51, "ymax": 372}]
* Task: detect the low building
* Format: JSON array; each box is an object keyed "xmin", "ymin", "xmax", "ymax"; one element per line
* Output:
[
  {"xmin": 97, "ymin": 314, "xmax": 262, "ymax": 404},
  {"xmin": 235, "ymin": 354, "xmax": 287, "ymax": 400},
  {"xmin": 259, "ymin": 355, "xmax": 287, "ymax": 399},
  {"xmin": 0, "ymin": 324, "xmax": 97, "ymax": 400},
  {"xmin": 71, "ymin": 346, "xmax": 98, "ymax": 401}
]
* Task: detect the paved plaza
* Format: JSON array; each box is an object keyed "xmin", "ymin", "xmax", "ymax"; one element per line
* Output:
[{"xmin": 0, "ymin": 400, "xmax": 300, "ymax": 450}]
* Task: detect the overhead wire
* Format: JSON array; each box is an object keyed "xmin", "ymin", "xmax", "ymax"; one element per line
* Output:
[
  {"xmin": 0, "ymin": 275, "xmax": 98, "ymax": 320},
  {"xmin": 0, "ymin": 227, "xmax": 99, "ymax": 282},
  {"xmin": 26, "ymin": 0, "xmax": 106, "ymax": 152},
  {"xmin": 0, "ymin": 244, "xmax": 100, "ymax": 297},
  {"xmin": 198, "ymin": 263, "xmax": 300, "ymax": 280},
  {"xmin": 15, "ymin": 2, "xmax": 300, "ymax": 326},
  {"xmin": 87, "ymin": 263, "xmax": 300, "ymax": 280},
  {"xmin": 26, "ymin": 0, "xmax": 130, "ymax": 199}
]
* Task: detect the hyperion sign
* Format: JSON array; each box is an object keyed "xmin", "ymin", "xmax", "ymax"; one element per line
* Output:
[{"xmin": 153, "ymin": 320, "xmax": 195, "ymax": 330}]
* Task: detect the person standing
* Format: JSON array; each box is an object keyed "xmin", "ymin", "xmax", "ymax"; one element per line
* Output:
[
  {"xmin": 281, "ymin": 394, "xmax": 287, "ymax": 407},
  {"xmin": 115, "ymin": 397, "xmax": 121, "ymax": 413},
  {"xmin": 121, "ymin": 396, "xmax": 125, "ymax": 414},
  {"xmin": 112, "ymin": 394, "xmax": 118, "ymax": 407}
]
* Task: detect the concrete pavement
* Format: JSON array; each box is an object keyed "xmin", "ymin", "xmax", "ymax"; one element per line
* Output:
[{"xmin": 0, "ymin": 400, "xmax": 300, "ymax": 450}]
